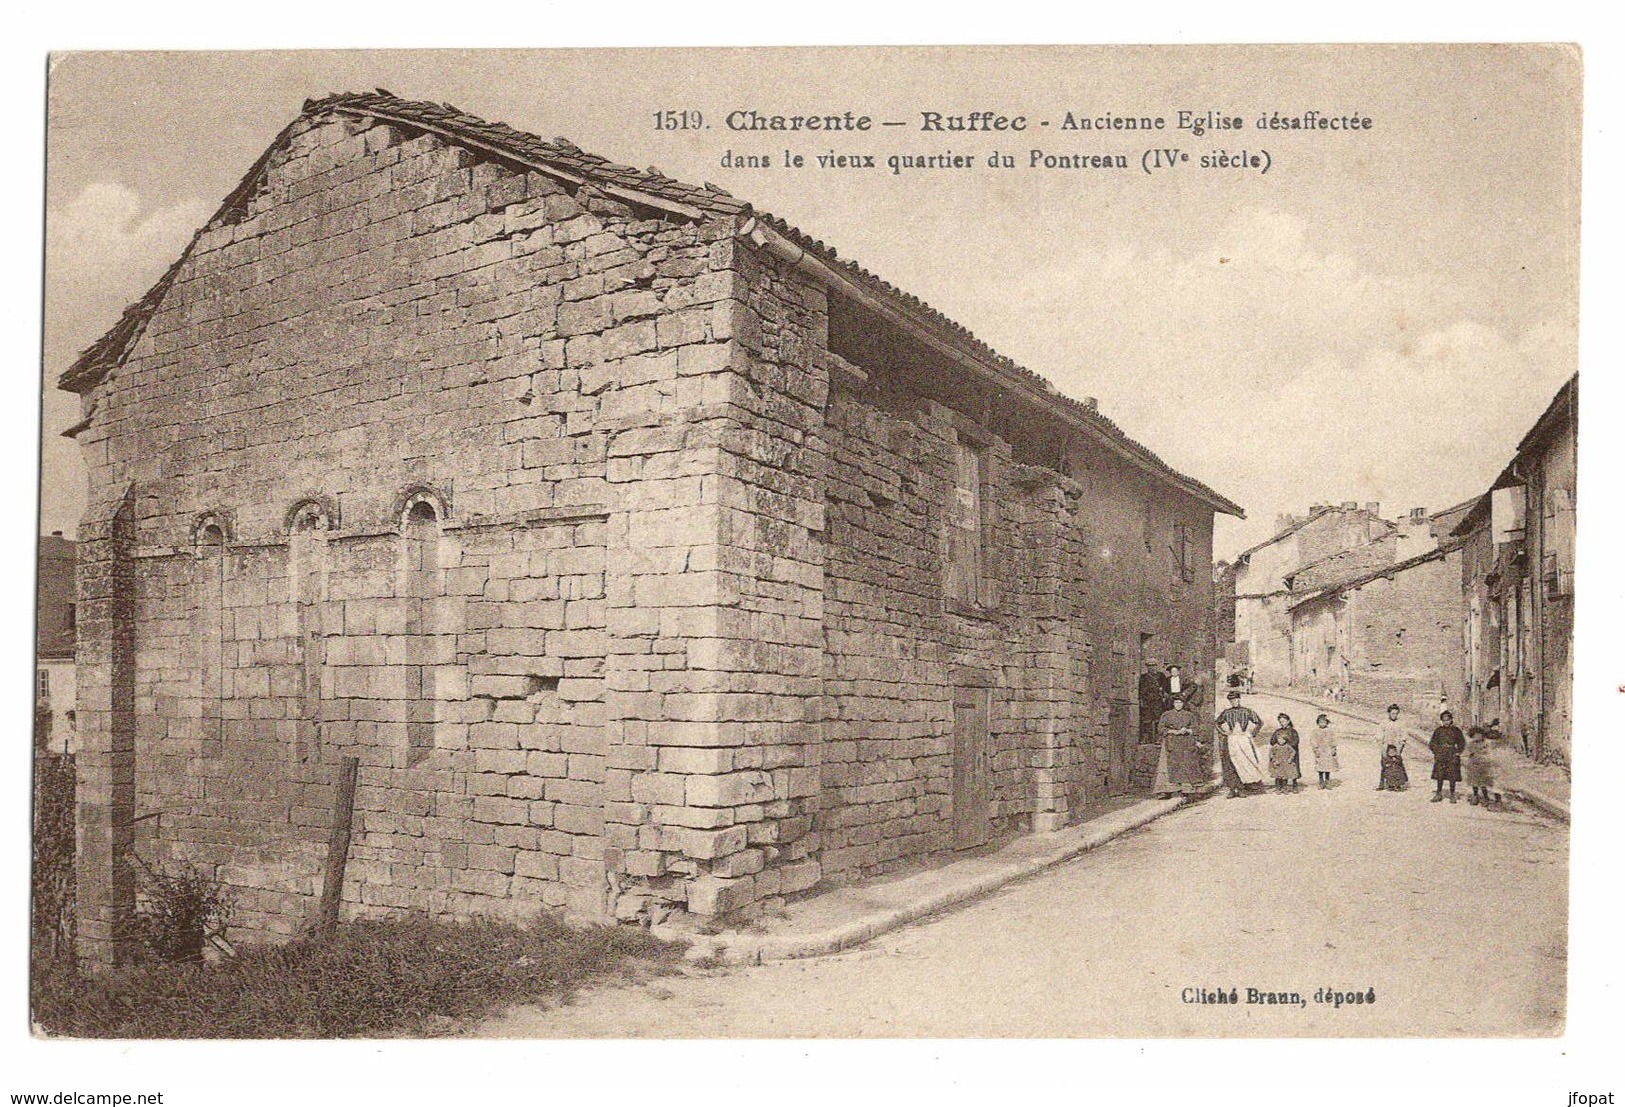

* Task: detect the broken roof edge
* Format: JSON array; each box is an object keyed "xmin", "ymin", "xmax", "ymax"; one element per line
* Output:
[
  {"xmin": 1450, "ymin": 374, "xmax": 1578, "ymax": 539},
  {"xmin": 55, "ymin": 90, "xmax": 1244, "ymax": 517},
  {"xmin": 739, "ymin": 215, "xmax": 1244, "ymax": 518},
  {"xmin": 1287, "ymin": 540, "xmax": 1462, "ymax": 611},
  {"xmin": 58, "ymin": 113, "xmax": 314, "ymax": 395},
  {"xmin": 1234, "ymin": 503, "xmax": 1396, "ymax": 565}
]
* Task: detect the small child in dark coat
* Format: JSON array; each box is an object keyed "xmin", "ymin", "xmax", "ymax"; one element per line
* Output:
[
  {"xmin": 1429, "ymin": 711, "xmax": 1467, "ymax": 804},
  {"xmin": 1269, "ymin": 714, "xmax": 1301, "ymax": 793},
  {"xmin": 1380, "ymin": 743, "xmax": 1409, "ymax": 791}
]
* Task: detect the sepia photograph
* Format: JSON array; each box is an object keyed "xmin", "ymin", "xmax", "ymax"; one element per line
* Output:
[{"xmin": 16, "ymin": 30, "xmax": 1614, "ymax": 1100}]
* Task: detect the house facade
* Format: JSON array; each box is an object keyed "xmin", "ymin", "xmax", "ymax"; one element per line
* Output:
[
  {"xmin": 63, "ymin": 92, "xmax": 1241, "ymax": 962},
  {"xmin": 1284, "ymin": 503, "xmax": 1471, "ymax": 711},
  {"xmin": 36, "ymin": 533, "xmax": 77, "ymax": 753},
  {"xmin": 1223, "ymin": 503, "xmax": 1393, "ymax": 686},
  {"xmin": 1454, "ymin": 376, "xmax": 1576, "ymax": 765}
]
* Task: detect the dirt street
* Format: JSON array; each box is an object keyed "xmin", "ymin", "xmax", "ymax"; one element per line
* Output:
[{"xmin": 480, "ymin": 692, "xmax": 1567, "ymax": 1037}]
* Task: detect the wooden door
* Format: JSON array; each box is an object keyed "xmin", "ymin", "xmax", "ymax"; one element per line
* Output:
[
  {"xmin": 1106, "ymin": 700, "xmax": 1134, "ymax": 796},
  {"xmin": 952, "ymin": 687, "xmax": 991, "ymax": 849}
]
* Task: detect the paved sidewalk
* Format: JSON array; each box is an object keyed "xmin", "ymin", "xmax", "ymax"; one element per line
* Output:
[
  {"xmin": 1265, "ymin": 686, "xmax": 1571, "ymax": 821},
  {"xmin": 650, "ymin": 785, "xmax": 1215, "ymax": 964}
]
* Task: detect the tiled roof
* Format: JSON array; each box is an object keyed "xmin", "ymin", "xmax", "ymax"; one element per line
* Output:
[
  {"xmin": 1287, "ymin": 542, "xmax": 1458, "ymax": 611},
  {"xmin": 60, "ymin": 91, "xmax": 1243, "ymax": 517},
  {"xmin": 1451, "ymin": 375, "xmax": 1578, "ymax": 538},
  {"xmin": 1234, "ymin": 504, "xmax": 1396, "ymax": 564}
]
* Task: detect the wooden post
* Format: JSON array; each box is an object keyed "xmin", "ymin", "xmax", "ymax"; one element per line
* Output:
[{"xmin": 313, "ymin": 756, "xmax": 359, "ymax": 936}]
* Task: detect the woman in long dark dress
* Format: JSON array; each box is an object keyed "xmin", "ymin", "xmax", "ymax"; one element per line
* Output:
[
  {"xmin": 1428, "ymin": 710, "xmax": 1466, "ymax": 804},
  {"xmin": 1154, "ymin": 695, "xmax": 1204, "ymax": 796}
]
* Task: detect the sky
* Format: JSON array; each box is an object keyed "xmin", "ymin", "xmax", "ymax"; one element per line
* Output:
[{"xmin": 40, "ymin": 46, "xmax": 1580, "ymax": 557}]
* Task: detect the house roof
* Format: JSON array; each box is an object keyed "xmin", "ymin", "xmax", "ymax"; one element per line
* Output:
[
  {"xmin": 1234, "ymin": 503, "xmax": 1395, "ymax": 566},
  {"xmin": 1451, "ymin": 374, "xmax": 1578, "ymax": 538},
  {"xmin": 1283, "ymin": 535, "xmax": 1397, "ymax": 591},
  {"xmin": 36, "ymin": 534, "xmax": 76, "ymax": 660},
  {"xmin": 1287, "ymin": 542, "xmax": 1458, "ymax": 611},
  {"xmin": 59, "ymin": 90, "xmax": 1244, "ymax": 518}
]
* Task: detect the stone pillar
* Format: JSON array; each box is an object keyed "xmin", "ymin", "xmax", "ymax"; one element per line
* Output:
[
  {"xmin": 1017, "ymin": 471, "xmax": 1073, "ymax": 832},
  {"xmin": 601, "ymin": 233, "xmax": 831, "ymax": 921},
  {"xmin": 74, "ymin": 490, "xmax": 139, "ymax": 967}
]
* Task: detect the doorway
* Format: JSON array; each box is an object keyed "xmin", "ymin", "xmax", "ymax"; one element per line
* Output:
[{"xmin": 951, "ymin": 686, "xmax": 991, "ymax": 849}]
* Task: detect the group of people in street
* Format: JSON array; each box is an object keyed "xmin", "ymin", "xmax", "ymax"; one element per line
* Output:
[
  {"xmin": 1207, "ymin": 692, "xmax": 1339, "ymax": 796},
  {"xmin": 1375, "ymin": 703, "xmax": 1504, "ymax": 806},
  {"xmin": 1148, "ymin": 681, "xmax": 1505, "ymax": 806}
]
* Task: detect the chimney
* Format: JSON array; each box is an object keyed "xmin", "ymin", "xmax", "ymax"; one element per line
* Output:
[
  {"xmin": 1410, "ymin": 507, "xmax": 1427, "ymax": 523},
  {"xmin": 1341, "ymin": 500, "xmax": 1358, "ymax": 511},
  {"xmin": 1364, "ymin": 502, "xmax": 1379, "ymax": 516}
]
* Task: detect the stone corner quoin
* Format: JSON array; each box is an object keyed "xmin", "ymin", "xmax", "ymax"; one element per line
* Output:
[{"xmin": 63, "ymin": 93, "xmax": 1240, "ymax": 962}]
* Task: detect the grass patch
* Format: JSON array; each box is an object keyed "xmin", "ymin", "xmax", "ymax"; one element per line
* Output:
[{"xmin": 33, "ymin": 913, "xmax": 680, "ymax": 1038}]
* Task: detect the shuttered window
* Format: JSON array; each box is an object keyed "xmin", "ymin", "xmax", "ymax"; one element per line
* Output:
[{"xmin": 946, "ymin": 440, "xmax": 984, "ymax": 603}]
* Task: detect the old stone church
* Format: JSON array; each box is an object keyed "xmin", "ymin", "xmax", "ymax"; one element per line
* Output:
[{"xmin": 65, "ymin": 92, "xmax": 1241, "ymax": 959}]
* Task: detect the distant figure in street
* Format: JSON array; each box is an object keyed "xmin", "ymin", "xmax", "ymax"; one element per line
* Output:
[
  {"xmin": 1139, "ymin": 660, "xmax": 1168, "ymax": 744},
  {"xmin": 1429, "ymin": 710, "xmax": 1467, "ymax": 804},
  {"xmin": 1244, "ymin": 670, "xmax": 1254, "ymax": 695},
  {"xmin": 1375, "ymin": 704, "xmax": 1412, "ymax": 791},
  {"xmin": 1310, "ymin": 713, "xmax": 1339, "ymax": 788},
  {"xmin": 1464, "ymin": 725, "xmax": 1501, "ymax": 807},
  {"xmin": 1380, "ymin": 743, "xmax": 1410, "ymax": 791},
  {"xmin": 1269, "ymin": 713, "xmax": 1302, "ymax": 793},
  {"xmin": 1216, "ymin": 690, "xmax": 1265, "ymax": 798},
  {"xmin": 1153, "ymin": 694, "xmax": 1207, "ymax": 797}
]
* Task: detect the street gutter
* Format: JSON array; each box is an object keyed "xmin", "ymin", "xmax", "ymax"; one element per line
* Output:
[{"xmin": 655, "ymin": 784, "xmax": 1217, "ymax": 965}]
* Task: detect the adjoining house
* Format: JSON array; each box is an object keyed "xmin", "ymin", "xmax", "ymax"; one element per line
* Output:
[
  {"xmin": 62, "ymin": 91, "xmax": 1242, "ymax": 962},
  {"xmin": 36, "ymin": 533, "xmax": 77, "ymax": 753},
  {"xmin": 1220, "ymin": 503, "xmax": 1394, "ymax": 686},
  {"xmin": 1284, "ymin": 500, "xmax": 1473, "ymax": 712},
  {"xmin": 1454, "ymin": 375, "xmax": 1576, "ymax": 765}
]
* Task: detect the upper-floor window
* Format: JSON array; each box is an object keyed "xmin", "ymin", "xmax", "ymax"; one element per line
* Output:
[
  {"xmin": 946, "ymin": 438, "xmax": 985, "ymax": 604},
  {"xmin": 1172, "ymin": 524, "xmax": 1196, "ymax": 582}
]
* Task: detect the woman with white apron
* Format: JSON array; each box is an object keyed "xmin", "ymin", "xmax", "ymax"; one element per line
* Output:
[{"xmin": 1216, "ymin": 690, "xmax": 1265, "ymax": 797}]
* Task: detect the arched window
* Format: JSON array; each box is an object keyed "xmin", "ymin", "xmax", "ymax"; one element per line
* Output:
[
  {"xmin": 287, "ymin": 500, "xmax": 334, "ymax": 764},
  {"xmin": 192, "ymin": 511, "xmax": 230, "ymax": 550},
  {"xmin": 398, "ymin": 489, "xmax": 445, "ymax": 766},
  {"xmin": 192, "ymin": 512, "xmax": 229, "ymax": 757},
  {"xmin": 397, "ymin": 486, "xmax": 449, "ymax": 530},
  {"xmin": 287, "ymin": 498, "xmax": 334, "ymax": 534}
]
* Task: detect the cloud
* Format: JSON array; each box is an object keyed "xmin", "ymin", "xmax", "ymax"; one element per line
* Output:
[
  {"xmin": 45, "ymin": 181, "xmax": 213, "ymax": 372},
  {"xmin": 41, "ymin": 181, "xmax": 212, "ymax": 535},
  {"xmin": 955, "ymin": 206, "xmax": 1573, "ymax": 555}
]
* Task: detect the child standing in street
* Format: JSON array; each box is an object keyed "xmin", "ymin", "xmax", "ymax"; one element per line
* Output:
[
  {"xmin": 1269, "ymin": 713, "xmax": 1301, "ymax": 793},
  {"xmin": 1380, "ymin": 743, "xmax": 1410, "ymax": 791},
  {"xmin": 1375, "ymin": 704, "xmax": 1412, "ymax": 791},
  {"xmin": 1464, "ymin": 725, "xmax": 1500, "ymax": 806},
  {"xmin": 1429, "ymin": 710, "xmax": 1467, "ymax": 804},
  {"xmin": 1310, "ymin": 713, "xmax": 1338, "ymax": 788}
]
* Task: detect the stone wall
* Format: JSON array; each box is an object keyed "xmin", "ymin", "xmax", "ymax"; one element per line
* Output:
[
  {"xmin": 811, "ymin": 280, "xmax": 1218, "ymax": 878},
  {"xmin": 74, "ymin": 109, "xmax": 741, "ymax": 944},
  {"xmin": 72, "ymin": 104, "xmax": 1231, "ymax": 947},
  {"xmin": 1338, "ymin": 551, "xmax": 1462, "ymax": 714}
]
